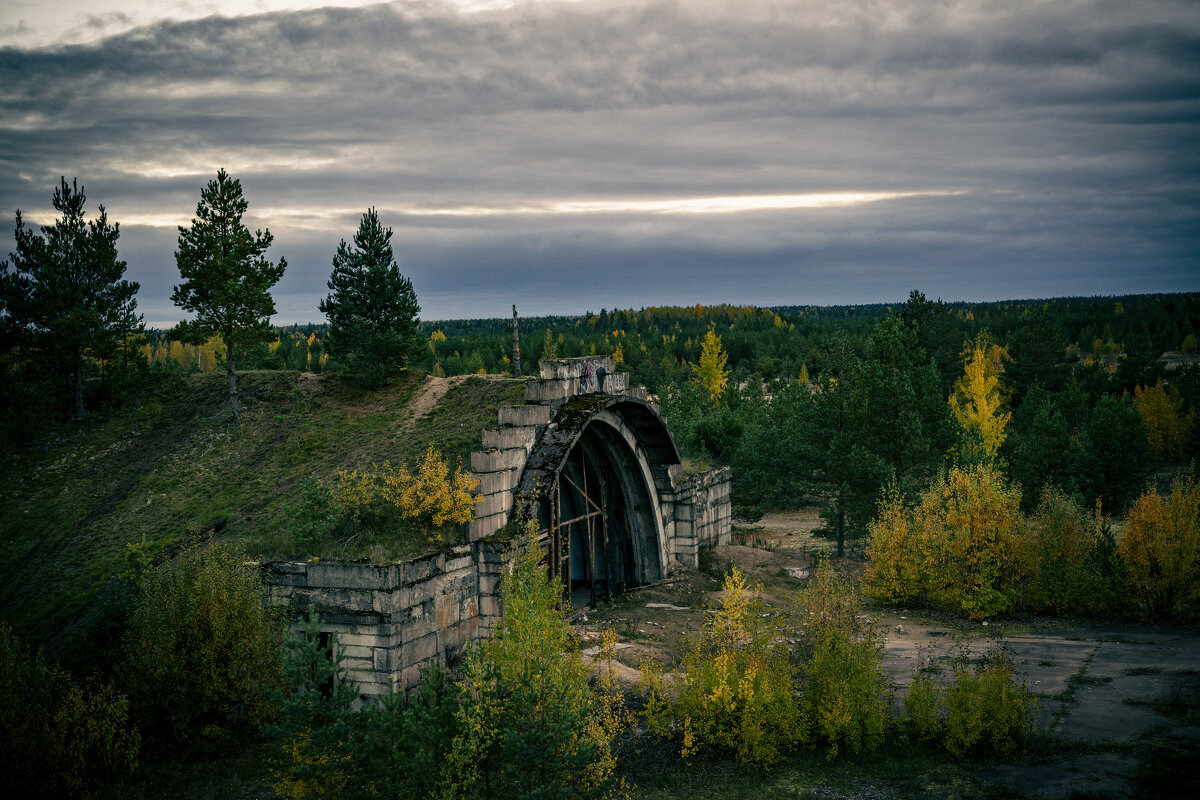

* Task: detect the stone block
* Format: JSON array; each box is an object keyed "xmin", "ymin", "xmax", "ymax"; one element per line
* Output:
[
  {"xmin": 479, "ymin": 596, "xmax": 501, "ymax": 619},
  {"xmin": 539, "ymin": 356, "xmax": 615, "ymax": 380},
  {"xmin": 524, "ymin": 378, "xmax": 574, "ymax": 403},
  {"xmin": 470, "ymin": 448, "xmax": 527, "ymax": 473},
  {"xmin": 478, "ymin": 574, "xmax": 501, "ymax": 597},
  {"xmin": 475, "ymin": 490, "xmax": 513, "ymax": 518},
  {"xmin": 469, "ymin": 510, "xmax": 508, "ymax": 541},
  {"xmin": 305, "ymin": 562, "xmax": 398, "ymax": 591},
  {"xmin": 445, "ymin": 554, "xmax": 473, "ymax": 573},
  {"xmin": 476, "ymin": 468, "xmax": 520, "ymax": 496},
  {"xmin": 400, "ymin": 557, "xmax": 442, "ymax": 586},
  {"xmin": 263, "ymin": 561, "xmax": 306, "ymax": 577},
  {"xmin": 266, "ymin": 571, "xmax": 308, "ymax": 587},
  {"xmin": 342, "ymin": 656, "xmax": 375, "ymax": 673},
  {"xmin": 405, "ymin": 633, "xmax": 440, "ymax": 666},
  {"xmin": 342, "ymin": 644, "xmax": 373, "ymax": 660},
  {"xmin": 400, "ymin": 613, "xmax": 438, "ymax": 641},
  {"xmin": 436, "ymin": 594, "xmax": 461, "ymax": 629},
  {"xmin": 400, "ymin": 665, "xmax": 423, "ymax": 689},
  {"xmin": 603, "ymin": 372, "xmax": 629, "ymax": 394},
  {"xmin": 482, "ymin": 426, "xmax": 537, "ymax": 451},
  {"xmin": 498, "ymin": 404, "xmax": 552, "ymax": 426}
]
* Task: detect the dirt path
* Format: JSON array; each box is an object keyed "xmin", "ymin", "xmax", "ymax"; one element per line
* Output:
[{"xmin": 399, "ymin": 374, "xmax": 469, "ymax": 431}]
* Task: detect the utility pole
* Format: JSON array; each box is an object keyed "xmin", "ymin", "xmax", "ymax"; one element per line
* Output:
[{"xmin": 512, "ymin": 304, "xmax": 521, "ymax": 376}]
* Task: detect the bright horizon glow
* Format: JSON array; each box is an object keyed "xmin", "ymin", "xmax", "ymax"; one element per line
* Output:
[
  {"xmin": 400, "ymin": 190, "xmax": 961, "ymax": 217},
  {"xmin": 74, "ymin": 190, "xmax": 960, "ymax": 230}
]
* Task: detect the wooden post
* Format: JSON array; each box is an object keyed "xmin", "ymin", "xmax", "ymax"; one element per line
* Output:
[{"xmin": 512, "ymin": 304, "xmax": 521, "ymax": 376}]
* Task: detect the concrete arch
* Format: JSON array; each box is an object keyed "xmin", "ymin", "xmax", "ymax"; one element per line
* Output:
[{"xmin": 513, "ymin": 394, "xmax": 681, "ymax": 600}]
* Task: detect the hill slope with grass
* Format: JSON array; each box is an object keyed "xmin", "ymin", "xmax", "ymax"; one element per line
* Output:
[{"xmin": 0, "ymin": 370, "xmax": 525, "ymax": 659}]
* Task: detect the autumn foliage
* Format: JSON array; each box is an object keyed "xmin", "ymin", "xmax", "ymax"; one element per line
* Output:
[
  {"xmin": 320, "ymin": 445, "xmax": 481, "ymax": 546},
  {"xmin": 1119, "ymin": 476, "xmax": 1200, "ymax": 621},
  {"xmin": 949, "ymin": 333, "xmax": 1012, "ymax": 465},
  {"xmin": 866, "ymin": 465, "xmax": 1024, "ymax": 619},
  {"xmin": 1133, "ymin": 380, "xmax": 1195, "ymax": 460}
]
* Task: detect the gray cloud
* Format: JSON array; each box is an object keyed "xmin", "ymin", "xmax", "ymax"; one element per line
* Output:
[{"xmin": 1, "ymin": 0, "xmax": 1197, "ymax": 323}]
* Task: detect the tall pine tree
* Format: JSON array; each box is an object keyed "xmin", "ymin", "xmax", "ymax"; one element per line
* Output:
[
  {"xmin": 1, "ymin": 177, "xmax": 140, "ymax": 420},
  {"xmin": 319, "ymin": 208, "xmax": 421, "ymax": 387},
  {"xmin": 171, "ymin": 170, "xmax": 285, "ymax": 421}
]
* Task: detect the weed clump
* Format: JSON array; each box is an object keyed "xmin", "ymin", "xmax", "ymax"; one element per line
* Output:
[
  {"xmin": 902, "ymin": 645, "xmax": 1038, "ymax": 759},
  {"xmin": 797, "ymin": 559, "xmax": 890, "ymax": 758}
]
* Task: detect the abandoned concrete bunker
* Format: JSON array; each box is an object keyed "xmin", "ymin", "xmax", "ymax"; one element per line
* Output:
[{"xmin": 262, "ymin": 355, "xmax": 731, "ymax": 697}]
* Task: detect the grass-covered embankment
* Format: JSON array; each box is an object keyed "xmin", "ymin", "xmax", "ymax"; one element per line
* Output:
[{"xmin": 0, "ymin": 370, "xmax": 525, "ymax": 658}]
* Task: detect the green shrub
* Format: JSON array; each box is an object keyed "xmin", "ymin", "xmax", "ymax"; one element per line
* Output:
[
  {"xmin": 1021, "ymin": 489, "xmax": 1118, "ymax": 616},
  {"xmin": 359, "ymin": 663, "xmax": 459, "ymax": 800},
  {"xmin": 646, "ymin": 566, "xmax": 804, "ymax": 768},
  {"xmin": 267, "ymin": 607, "xmax": 360, "ymax": 800},
  {"xmin": 0, "ymin": 622, "xmax": 140, "ymax": 799},
  {"xmin": 902, "ymin": 664, "xmax": 943, "ymax": 744},
  {"xmin": 288, "ymin": 476, "xmax": 340, "ymax": 550},
  {"xmin": 797, "ymin": 560, "xmax": 890, "ymax": 757},
  {"xmin": 121, "ymin": 542, "xmax": 285, "ymax": 753},
  {"xmin": 943, "ymin": 648, "xmax": 1037, "ymax": 758},
  {"xmin": 445, "ymin": 533, "xmax": 621, "ymax": 799}
]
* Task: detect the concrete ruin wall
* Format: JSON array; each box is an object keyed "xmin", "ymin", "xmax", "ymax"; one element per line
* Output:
[
  {"xmin": 659, "ymin": 465, "xmax": 733, "ymax": 567},
  {"xmin": 262, "ymin": 541, "xmax": 505, "ymax": 697},
  {"xmin": 263, "ymin": 355, "xmax": 731, "ymax": 694}
]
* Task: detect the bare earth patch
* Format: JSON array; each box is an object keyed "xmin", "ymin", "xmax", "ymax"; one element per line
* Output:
[
  {"xmin": 399, "ymin": 374, "xmax": 471, "ymax": 431},
  {"xmin": 577, "ymin": 543, "xmax": 1200, "ymax": 799}
]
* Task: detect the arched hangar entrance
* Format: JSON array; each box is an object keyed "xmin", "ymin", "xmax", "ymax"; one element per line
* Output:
[{"xmin": 515, "ymin": 396, "xmax": 680, "ymax": 606}]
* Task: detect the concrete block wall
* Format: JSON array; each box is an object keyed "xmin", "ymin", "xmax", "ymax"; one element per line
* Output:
[
  {"xmin": 663, "ymin": 465, "xmax": 733, "ymax": 567},
  {"xmin": 262, "ymin": 541, "xmax": 506, "ymax": 697}
]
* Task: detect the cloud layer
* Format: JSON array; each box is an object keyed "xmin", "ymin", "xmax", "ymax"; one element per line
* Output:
[{"xmin": 1, "ymin": 0, "xmax": 1197, "ymax": 323}]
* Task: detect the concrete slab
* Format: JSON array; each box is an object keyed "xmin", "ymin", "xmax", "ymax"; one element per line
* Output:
[{"xmin": 981, "ymin": 753, "xmax": 1139, "ymax": 800}]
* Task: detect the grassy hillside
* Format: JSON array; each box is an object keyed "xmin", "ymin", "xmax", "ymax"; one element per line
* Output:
[{"xmin": 0, "ymin": 370, "xmax": 525, "ymax": 657}]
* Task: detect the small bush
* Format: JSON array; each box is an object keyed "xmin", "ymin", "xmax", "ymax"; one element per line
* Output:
[
  {"xmin": 121, "ymin": 542, "xmax": 285, "ymax": 753},
  {"xmin": 445, "ymin": 533, "xmax": 620, "ymax": 800},
  {"xmin": 359, "ymin": 662, "xmax": 459, "ymax": 800},
  {"xmin": 797, "ymin": 560, "xmax": 890, "ymax": 758},
  {"xmin": 288, "ymin": 476, "xmax": 340, "ymax": 550},
  {"xmin": 943, "ymin": 648, "xmax": 1037, "ymax": 758},
  {"xmin": 902, "ymin": 661, "xmax": 943, "ymax": 744},
  {"xmin": 1021, "ymin": 488, "xmax": 1117, "ymax": 616},
  {"xmin": 316, "ymin": 446, "xmax": 480, "ymax": 548},
  {"xmin": 0, "ymin": 622, "xmax": 140, "ymax": 799},
  {"xmin": 1120, "ymin": 474, "xmax": 1200, "ymax": 621},
  {"xmin": 863, "ymin": 484, "xmax": 924, "ymax": 604},
  {"xmin": 647, "ymin": 566, "xmax": 804, "ymax": 767}
]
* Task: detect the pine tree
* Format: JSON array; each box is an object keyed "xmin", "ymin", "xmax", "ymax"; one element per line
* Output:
[
  {"xmin": 319, "ymin": 208, "xmax": 421, "ymax": 387},
  {"xmin": 1, "ymin": 177, "xmax": 141, "ymax": 419},
  {"xmin": 171, "ymin": 170, "xmax": 285, "ymax": 421}
]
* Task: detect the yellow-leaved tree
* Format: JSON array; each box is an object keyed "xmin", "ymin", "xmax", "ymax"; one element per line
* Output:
[
  {"xmin": 1133, "ymin": 379, "xmax": 1195, "ymax": 460},
  {"xmin": 949, "ymin": 332, "xmax": 1012, "ymax": 465},
  {"xmin": 693, "ymin": 326, "xmax": 730, "ymax": 405}
]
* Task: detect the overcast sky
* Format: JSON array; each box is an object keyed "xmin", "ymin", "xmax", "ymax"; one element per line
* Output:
[{"xmin": 1, "ymin": 0, "xmax": 1197, "ymax": 325}]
